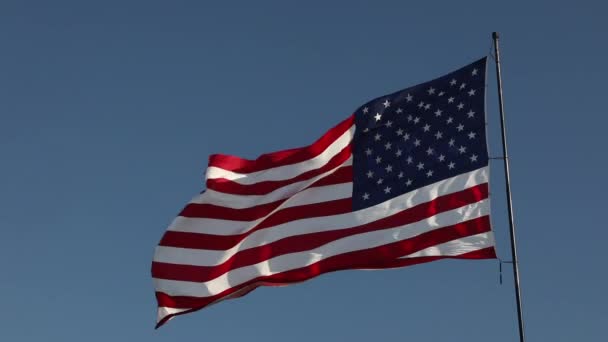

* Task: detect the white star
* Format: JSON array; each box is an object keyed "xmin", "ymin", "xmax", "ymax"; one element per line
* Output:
[
  {"xmin": 396, "ymin": 128, "xmax": 404, "ymax": 136},
  {"xmin": 398, "ymin": 171, "xmax": 404, "ymax": 179},
  {"xmin": 435, "ymin": 131, "xmax": 443, "ymax": 139},
  {"xmin": 450, "ymin": 79, "xmax": 457, "ymax": 86},
  {"xmin": 426, "ymin": 147, "xmax": 434, "ymax": 155},
  {"xmin": 448, "ymin": 161, "xmax": 456, "ymax": 169},
  {"xmin": 403, "ymin": 133, "xmax": 410, "ymax": 141},
  {"xmin": 406, "ymin": 93, "xmax": 413, "ymax": 102},
  {"xmin": 366, "ymin": 170, "xmax": 374, "ymax": 178},
  {"xmin": 414, "ymin": 139, "xmax": 421, "ymax": 147},
  {"xmin": 438, "ymin": 91, "xmax": 445, "ymax": 96},
  {"xmin": 457, "ymin": 124, "xmax": 464, "ymax": 132},
  {"xmin": 470, "ymin": 154, "xmax": 478, "ymax": 162},
  {"xmin": 395, "ymin": 149, "xmax": 402, "ymax": 157},
  {"xmin": 374, "ymin": 113, "xmax": 382, "ymax": 121},
  {"xmin": 460, "ymin": 82, "xmax": 466, "ymax": 90},
  {"xmin": 407, "ymin": 115, "xmax": 413, "ymax": 122},
  {"xmin": 457, "ymin": 103, "xmax": 464, "ymax": 110},
  {"xmin": 406, "ymin": 178, "xmax": 413, "ymax": 186},
  {"xmin": 384, "ymin": 142, "xmax": 392, "ymax": 150},
  {"xmin": 363, "ymin": 128, "xmax": 369, "ymax": 133},
  {"xmin": 417, "ymin": 162, "xmax": 425, "ymax": 170},
  {"xmin": 434, "ymin": 109, "xmax": 443, "ymax": 117},
  {"xmin": 406, "ymin": 156, "xmax": 413, "ymax": 164},
  {"xmin": 396, "ymin": 108, "xmax": 403, "ymax": 114},
  {"xmin": 383, "ymin": 99, "xmax": 391, "ymax": 108},
  {"xmin": 448, "ymin": 97, "xmax": 455, "ymax": 103},
  {"xmin": 438, "ymin": 154, "xmax": 446, "ymax": 162},
  {"xmin": 426, "ymin": 170, "xmax": 434, "ymax": 177},
  {"xmin": 459, "ymin": 146, "xmax": 467, "ymax": 154},
  {"xmin": 365, "ymin": 148, "xmax": 372, "ymax": 155},
  {"xmin": 468, "ymin": 131, "xmax": 477, "ymax": 139},
  {"xmin": 467, "ymin": 110, "xmax": 475, "ymax": 118},
  {"xmin": 385, "ymin": 120, "xmax": 393, "ymax": 128},
  {"xmin": 418, "ymin": 101, "xmax": 425, "ymax": 108},
  {"xmin": 472, "ymin": 68, "xmax": 478, "ymax": 76},
  {"xmin": 384, "ymin": 186, "xmax": 392, "ymax": 194},
  {"xmin": 376, "ymin": 156, "xmax": 382, "ymax": 163},
  {"xmin": 363, "ymin": 193, "xmax": 370, "ymax": 200},
  {"xmin": 468, "ymin": 89, "xmax": 476, "ymax": 96},
  {"xmin": 424, "ymin": 103, "xmax": 431, "ymax": 110},
  {"xmin": 428, "ymin": 87, "xmax": 436, "ymax": 95},
  {"xmin": 385, "ymin": 165, "xmax": 393, "ymax": 173},
  {"xmin": 448, "ymin": 138, "xmax": 456, "ymax": 147},
  {"xmin": 423, "ymin": 124, "xmax": 431, "ymax": 132},
  {"xmin": 446, "ymin": 117, "xmax": 454, "ymax": 124},
  {"xmin": 377, "ymin": 178, "xmax": 384, "ymax": 185},
  {"xmin": 413, "ymin": 117, "xmax": 420, "ymax": 124},
  {"xmin": 374, "ymin": 133, "xmax": 382, "ymax": 141},
  {"xmin": 362, "ymin": 107, "xmax": 369, "ymax": 114}
]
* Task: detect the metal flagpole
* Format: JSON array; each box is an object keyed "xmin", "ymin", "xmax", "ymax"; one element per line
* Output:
[{"xmin": 491, "ymin": 32, "xmax": 526, "ymax": 342}]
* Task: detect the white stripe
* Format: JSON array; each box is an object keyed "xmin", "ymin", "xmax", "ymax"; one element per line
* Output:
[
  {"xmin": 400, "ymin": 232, "xmax": 495, "ymax": 258},
  {"xmin": 190, "ymin": 158, "xmax": 352, "ymax": 209},
  {"xmin": 154, "ymin": 195, "xmax": 489, "ymax": 267},
  {"xmin": 153, "ymin": 201, "xmax": 491, "ymax": 297},
  {"xmin": 156, "ymin": 285, "xmax": 258, "ymax": 323},
  {"xmin": 205, "ymin": 125, "xmax": 355, "ymax": 184},
  {"xmin": 170, "ymin": 182, "xmax": 352, "ymax": 237},
  {"xmin": 157, "ymin": 307, "xmax": 190, "ymax": 323},
  {"xmin": 167, "ymin": 167, "xmax": 488, "ymax": 237}
]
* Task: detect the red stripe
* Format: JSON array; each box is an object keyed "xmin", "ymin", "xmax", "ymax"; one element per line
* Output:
[
  {"xmin": 206, "ymin": 144, "xmax": 352, "ymax": 195},
  {"xmin": 214, "ymin": 246, "xmax": 496, "ymax": 297},
  {"xmin": 310, "ymin": 165, "xmax": 352, "ymax": 187},
  {"xmin": 370, "ymin": 246, "xmax": 497, "ymax": 269},
  {"xmin": 155, "ymin": 218, "xmax": 494, "ymax": 328},
  {"xmin": 158, "ymin": 183, "xmax": 488, "ymax": 254},
  {"xmin": 180, "ymin": 166, "xmax": 353, "ymax": 220},
  {"xmin": 208, "ymin": 115, "xmax": 354, "ymax": 174},
  {"xmin": 161, "ymin": 198, "xmax": 353, "ymax": 250},
  {"xmin": 180, "ymin": 199, "xmax": 285, "ymax": 221}
]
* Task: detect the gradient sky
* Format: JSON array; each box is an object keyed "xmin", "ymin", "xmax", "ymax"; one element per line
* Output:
[{"xmin": 1, "ymin": 1, "xmax": 606, "ymax": 341}]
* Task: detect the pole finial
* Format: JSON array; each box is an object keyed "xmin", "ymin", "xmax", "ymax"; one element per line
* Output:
[{"xmin": 492, "ymin": 32, "xmax": 500, "ymax": 40}]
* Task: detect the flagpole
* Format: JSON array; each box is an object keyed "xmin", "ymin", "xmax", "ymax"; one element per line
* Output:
[{"xmin": 491, "ymin": 32, "xmax": 526, "ymax": 342}]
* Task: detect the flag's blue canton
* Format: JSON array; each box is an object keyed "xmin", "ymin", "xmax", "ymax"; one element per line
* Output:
[{"xmin": 352, "ymin": 58, "xmax": 488, "ymax": 210}]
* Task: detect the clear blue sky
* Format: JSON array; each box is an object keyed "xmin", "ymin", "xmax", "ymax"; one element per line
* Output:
[{"xmin": 1, "ymin": 1, "xmax": 606, "ymax": 341}]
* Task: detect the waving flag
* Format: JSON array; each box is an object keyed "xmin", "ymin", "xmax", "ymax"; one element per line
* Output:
[{"xmin": 152, "ymin": 57, "xmax": 496, "ymax": 327}]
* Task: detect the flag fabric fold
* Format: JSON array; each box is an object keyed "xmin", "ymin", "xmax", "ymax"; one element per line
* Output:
[{"xmin": 152, "ymin": 57, "xmax": 496, "ymax": 328}]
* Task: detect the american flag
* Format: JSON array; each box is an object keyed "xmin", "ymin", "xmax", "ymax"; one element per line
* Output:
[{"xmin": 152, "ymin": 57, "xmax": 496, "ymax": 327}]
